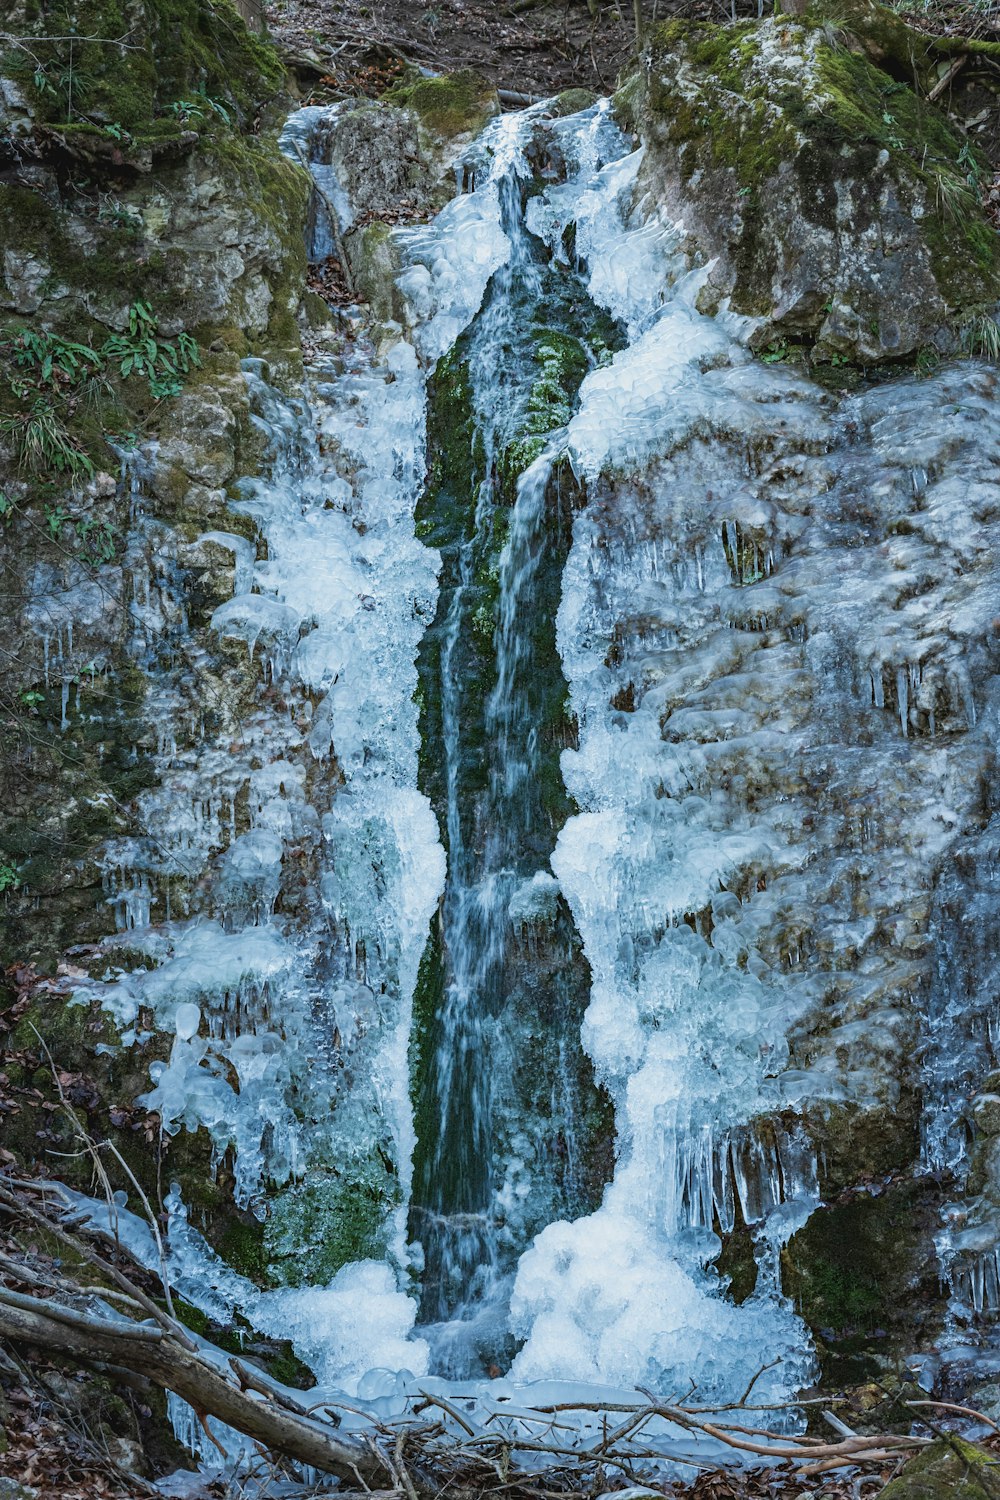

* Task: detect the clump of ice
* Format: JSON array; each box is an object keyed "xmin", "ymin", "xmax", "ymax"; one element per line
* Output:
[
  {"xmin": 396, "ymin": 190, "xmax": 511, "ymax": 364},
  {"xmin": 510, "ymin": 1211, "xmax": 805, "ymax": 1402},
  {"xmin": 254, "ymin": 1262, "xmax": 430, "ymax": 1393},
  {"xmin": 508, "ymin": 870, "xmax": 562, "ymax": 926}
]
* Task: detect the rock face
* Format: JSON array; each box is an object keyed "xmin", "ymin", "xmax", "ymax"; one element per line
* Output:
[
  {"xmin": 4, "ymin": 0, "xmax": 1000, "ymax": 1433},
  {"xmin": 0, "ymin": 0, "xmax": 310, "ymax": 1296},
  {"xmin": 630, "ymin": 1, "xmax": 1000, "ymax": 361}
]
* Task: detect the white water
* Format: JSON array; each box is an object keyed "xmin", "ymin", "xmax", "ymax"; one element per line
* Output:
[{"xmin": 61, "ymin": 89, "xmax": 1000, "ymax": 1453}]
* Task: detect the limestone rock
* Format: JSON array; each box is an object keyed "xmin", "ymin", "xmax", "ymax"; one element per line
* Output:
[{"xmin": 632, "ymin": 3, "xmax": 1000, "ymax": 361}]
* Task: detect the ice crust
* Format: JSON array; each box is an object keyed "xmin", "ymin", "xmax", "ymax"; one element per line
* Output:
[{"xmin": 525, "ymin": 105, "xmax": 1000, "ymax": 1398}]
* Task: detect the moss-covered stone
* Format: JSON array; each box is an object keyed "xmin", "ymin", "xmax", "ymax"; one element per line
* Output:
[
  {"xmin": 495, "ymin": 329, "xmax": 590, "ymax": 500},
  {"xmin": 551, "ymin": 88, "xmax": 599, "ymax": 118},
  {"xmin": 5, "ymin": 0, "xmax": 286, "ymax": 137},
  {"xmin": 634, "ymin": 4, "xmax": 1000, "ymax": 360},
  {"xmin": 264, "ymin": 1158, "xmax": 399, "ymax": 1285},
  {"xmin": 386, "ymin": 68, "xmax": 499, "ymax": 139},
  {"xmin": 878, "ymin": 1436, "xmax": 1000, "ymax": 1499},
  {"xmin": 782, "ymin": 1178, "xmax": 940, "ymax": 1383}
]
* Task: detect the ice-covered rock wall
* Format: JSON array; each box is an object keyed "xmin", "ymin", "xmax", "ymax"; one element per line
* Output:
[{"xmin": 45, "ymin": 71, "xmax": 1000, "ymax": 1421}]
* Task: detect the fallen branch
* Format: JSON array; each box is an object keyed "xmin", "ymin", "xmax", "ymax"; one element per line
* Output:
[
  {"xmin": 0, "ymin": 1290, "xmax": 384, "ymax": 1481},
  {"xmin": 928, "ymin": 50, "xmax": 968, "ymax": 99},
  {"xmin": 0, "ymin": 1176, "xmax": 980, "ymax": 1491}
]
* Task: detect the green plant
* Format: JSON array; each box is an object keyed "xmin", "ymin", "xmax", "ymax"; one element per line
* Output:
[
  {"xmin": 0, "ymin": 862, "xmax": 19, "ymax": 893},
  {"xmin": 958, "ymin": 140, "xmax": 983, "ymax": 193},
  {"xmin": 915, "ymin": 345, "xmax": 940, "ymax": 377},
  {"xmin": 96, "ymin": 197, "xmax": 143, "ymax": 232},
  {"xmin": 148, "ymin": 374, "xmax": 184, "ymax": 401},
  {"xmin": 880, "ymin": 112, "xmax": 904, "ymax": 151},
  {"xmin": 199, "ymin": 94, "xmax": 231, "ymax": 125},
  {"xmin": 0, "ymin": 401, "xmax": 94, "ymax": 479},
  {"xmin": 168, "ymin": 97, "xmax": 205, "ymax": 123},
  {"xmin": 6, "ymin": 327, "xmax": 101, "ymax": 385},
  {"xmin": 29, "ymin": 57, "xmax": 97, "ymax": 123},
  {"xmin": 81, "ymin": 370, "xmax": 121, "ymax": 418},
  {"xmin": 103, "ymin": 122, "xmax": 130, "ymax": 142},
  {"xmin": 101, "ymin": 302, "xmax": 200, "ymax": 392},
  {"xmin": 19, "ymin": 690, "xmax": 45, "ymax": 708},
  {"xmin": 0, "ymin": 490, "xmax": 14, "ymax": 520},
  {"xmin": 759, "ymin": 339, "xmax": 788, "ymax": 364},
  {"xmin": 167, "ymin": 93, "xmax": 230, "ymax": 125},
  {"xmin": 44, "ymin": 502, "xmax": 71, "ymax": 539},
  {"xmin": 962, "ymin": 314, "xmax": 1000, "ymax": 361},
  {"xmin": 935, "ymin": 169, "xmax": 977, "ymax": 227},
  {"xmin": 77, "ymin": 518, "xmax": 118, "ymax": 566}
]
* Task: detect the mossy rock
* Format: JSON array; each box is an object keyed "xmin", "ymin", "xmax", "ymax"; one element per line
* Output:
[
  {"xmin": 878, "ymin": 1437, "xmax": 1000, "ymax": 1499},
  {"xmin": 635, "ymin": 3, "xmax": 1000, "ymax": 361},
  {"xmin": 386, "ymin": 68, "xmax": 499, "ymax": 139},
  {"xmin": 495, "ymin": 327, "xmax": 590, "ymax": 501},
  {"xmin": 782, "ymin": 1177, "xmax": 941, "ymax": 1383},
  {"xmin": 551, "ymin": 88, "xmax": 599, "ymax": 118},
  {"xmin": 5, "ymin": 0, "xmax": 287, "ymax": 137},
  {"xmin": 264, "ymin": 1159, "xmax": 398, "ymax": 1286}
]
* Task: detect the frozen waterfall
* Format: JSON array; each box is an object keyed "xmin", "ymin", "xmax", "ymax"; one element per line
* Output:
[{"xmin": 67, "ymin": 87, "xmax": 1000, "ymax": 1450}]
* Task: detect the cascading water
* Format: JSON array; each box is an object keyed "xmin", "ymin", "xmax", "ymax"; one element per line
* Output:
[
  {"xmin": 61, "ymin": 81, "xmax": 1000, "ymax": 1450},
  {"xmin": 409, "ymin": 113, "xmax": 618, "ymax": 1374}
]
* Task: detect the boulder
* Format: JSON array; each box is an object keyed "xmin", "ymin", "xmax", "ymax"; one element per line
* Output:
[{"xmin": 630, "ymin": 0, "xmax": 1000, "ymax": 361}]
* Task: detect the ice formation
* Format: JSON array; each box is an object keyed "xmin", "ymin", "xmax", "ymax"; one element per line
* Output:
[{"xmin": 56, "ymin": 85, "xmax": 1000, "ymax": 1438}]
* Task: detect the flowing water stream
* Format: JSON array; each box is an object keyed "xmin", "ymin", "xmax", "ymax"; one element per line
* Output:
[{"xmin": 56, "ymin": 90, "xmax": 1000, "ymax": 1447}]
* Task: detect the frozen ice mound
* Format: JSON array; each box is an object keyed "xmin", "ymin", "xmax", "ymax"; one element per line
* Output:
[
  {"xmin": 567, "ymin": 308, "xmax": 738, "ymax": 480},
  {"xmin": 254, "ymin": 1262, "xmax": 431, "ymax": 1393},
  {"xmin": 397, "ymin": 188, "xmax": 511, "ymax": 364},
  {"xmin": 509, "ymin": 1210, "xmax": 808, "ymax": 1402},
  {"xmin": 211, "ymin": 592, "xmax": 301, "ymax": 663},
  {"xmin": 508, "ymin": 870, "xmax": 562, "ymax": 926}
]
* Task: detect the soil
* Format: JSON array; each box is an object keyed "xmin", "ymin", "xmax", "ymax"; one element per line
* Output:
[{"xmin": 264, "ymin": 0, "xmax": 688, "ymax": 101}]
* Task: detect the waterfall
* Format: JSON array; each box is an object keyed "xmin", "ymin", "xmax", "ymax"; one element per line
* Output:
[
  {"xmin": 65, "ymin": 86, "xmax": 1000, "ymax": 1436},
  {"xmin": 409, "ymin": 112, "xmax": 617, "ymax": 1376}
]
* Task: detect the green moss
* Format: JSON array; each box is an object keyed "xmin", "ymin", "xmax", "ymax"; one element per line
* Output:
[
  {"xmin": 7, "ymin": 0, "xmax": 286, "ymax": 135},
  {"xmin": 495, "ymin": 329, "xmax": 589, "ymax": 501},
  {"xmin": 0, "ymin": 658, "xmax": 156, "ymax": 969},
  {"xmin": 348, "ymin": 220, "xmax": 399, "ymax": 323},
  {"xmin": 642, "ymin": 10, "xmax": 1000, "ymax": 315},
  {"xmin": 264, "ymin": 1340, "xmax": 316, "ymax": 1389},
  {"xmin": 409, "ymin": 917, "xmax": 445, "ymax": 1196},
  {"xmin": 782, "ymin": 1177, "xmax": 939, "ymax": 1383},
  {"xmin": 551, "ymin": 88, "xmax": 598, "ymax": 117},
  {"xmin": 878, "ymin": 1437, "xmax": 1000, "ymax": 1500},
  {"xmin": 264, "ymin": 1162, "xmax": 398, "ymax": 1286},
  {"xmin": 215, "ymin": 1215, "xmax": 268, "ymax": 1282},
  {"xmin": 385, "ymin": 68, "xmax": 497, "ymax": 138},
  {"xmin": 611, "ymin": 72, "xmax": 643, "ymax": 133},
  {"xmin": 197, "ymin": 134, "xmax": 310, "ymax": 349}
]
